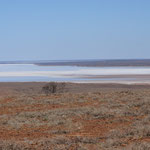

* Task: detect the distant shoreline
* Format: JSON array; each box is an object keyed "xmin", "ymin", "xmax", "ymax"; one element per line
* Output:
[
  {"xmin": 1, "ymin": 59, "xmax": 150, "ymax": 67},
  {"xmin": 0, "ymin": 79, "xmax": 150, "ymax": 85},
  {"xmin": 35, "ymin": 59, "xmax": 150, "ymax": 67}
]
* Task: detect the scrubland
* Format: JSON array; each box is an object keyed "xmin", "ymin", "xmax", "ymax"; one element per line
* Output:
[{"xmin": 0, "ymin": 83, "xmax": 150, "ymax": 150}]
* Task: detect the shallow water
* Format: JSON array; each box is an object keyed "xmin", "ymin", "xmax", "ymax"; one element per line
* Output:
[{"xmin": 0, "ymin": 64, "xmax": 150, "ymax": 82}]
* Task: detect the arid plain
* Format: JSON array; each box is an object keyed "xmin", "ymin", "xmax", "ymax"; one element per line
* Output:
[{"xmin": 0, "ymin": 82, "xmax": 150, "ymax": 150}]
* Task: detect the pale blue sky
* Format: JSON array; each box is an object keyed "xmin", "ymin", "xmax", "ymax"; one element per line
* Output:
[{"xmin": 0, "ymin": 0, "xmax": 150, "ymax": 61}]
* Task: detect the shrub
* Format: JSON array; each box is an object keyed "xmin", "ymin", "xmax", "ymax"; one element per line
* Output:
[{"xmin": 42, "ymin": 82, "xmax": 66, "ymax": 94}]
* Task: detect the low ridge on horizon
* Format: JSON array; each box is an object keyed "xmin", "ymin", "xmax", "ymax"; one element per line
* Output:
[{"xmin": 1, "ymin": 59, "xmax": 150, "ymax": 67}]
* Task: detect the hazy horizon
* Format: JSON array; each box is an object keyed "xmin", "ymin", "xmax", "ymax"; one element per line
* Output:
[{"xmin": 2, "ymin": 57, "xmax": 150, "ymax": 62}]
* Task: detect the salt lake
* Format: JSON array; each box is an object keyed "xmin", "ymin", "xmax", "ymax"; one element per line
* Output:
[{"xmin": 0, "ymin": 64, "xmax": 150, "ymax": 83}]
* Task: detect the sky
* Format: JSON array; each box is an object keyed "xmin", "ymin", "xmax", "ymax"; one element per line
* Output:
[{"xmin": 0, "ymin": 0, "xmax": 150, "ymax": 61}]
